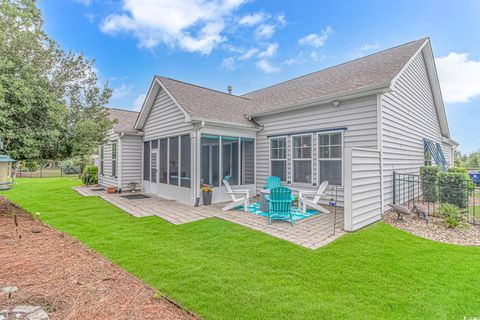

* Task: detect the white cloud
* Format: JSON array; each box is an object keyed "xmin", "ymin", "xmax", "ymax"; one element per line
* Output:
[
  {"xmin": 352, "ymin": 41, "xmax": 380, "ymax": 58},
  {"xmin": 85, "ymin": 13, "xmax": 95, "ymax": 23},
  {"xmin": 220, "ymin": 56, "xmax": 236, "ymax": 71},
  {"xmin": 111, "ymin": 83, "xmax": 133, "ymax": 100},
  {"xmin": 238, "ymin": 12, "xmax": 265, "ymax": 26},
  {"xmin": 298, "ymin": 26, "xmax": 333, "ymax": 48},
  {"xmin": 133, "ymin": 93, "xmax": 147, "ymax": 111},
  {"xmin": 238, "ymin": 48, "xmax": 259, "ymax": 61},
  {"xmin": 100, "ymin": 0, "xmax": 247, "ymax": 55},
  {"xmin": 257, "ymin": 43, "xmax": 278, "ymax": 59},
  {"xmin": 255, "ymin": 24, "xmax": 275, "ymax": 39},
  {"xmin": 75, "ymin": 0, "xmax": 92, "ymax": 5},
  {"xmin": 256, "ymin": 59, "xmax": 280, "ymax": 73},
  {"xmin": 276, "ymin": 14, "xmax": 286, "ymax": 26},
  {"xmin": 310, "ymin": 51, "xmax": 326, "ymax": 62},
  {"xmin": 436, "ymin": 52, "xmax": 480, "ymax": 103}
]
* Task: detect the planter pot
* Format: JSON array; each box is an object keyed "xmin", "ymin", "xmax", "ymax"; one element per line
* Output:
[
  {"xmin": 107, "ymin": 186, "xmax": 117, "ymax": 194},
  {"xmin": 202, "ymin": 191, "xmax": 212, "ymax": 205}
]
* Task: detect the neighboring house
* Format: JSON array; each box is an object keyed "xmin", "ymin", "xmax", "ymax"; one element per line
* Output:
[{"xmin": 98, "ymin": 37, "xmax": 458, "ymax": 231}]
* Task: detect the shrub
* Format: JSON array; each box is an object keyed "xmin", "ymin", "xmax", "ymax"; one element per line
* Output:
[
  {"xmin": 420, "ymin": 166, "xmax": 440, "ymax": 202},
  {"xmin": 82, "ymin": 165, "xmax": 98, "ymax": 185},
  {"xmin": 437, "ymin": 203, "xmax": 466, "ymax": 228},
  {"xmin": 61, "ymin": 159, "xmax": 80, "ymax": 175},
  {"xmin": 448, "ymin": 166, "xmax": 468, "ymax": 174},
  {"xmin": 438, "ymin": 171, "xmax": 471, "ymax": 208},
  {"xmin": 23, "ymin": 160, "xmax": 39, "ymax": 172}
]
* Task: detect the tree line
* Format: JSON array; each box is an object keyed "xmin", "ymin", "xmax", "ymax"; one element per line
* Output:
[{"xmin": 0, "ymin": 0, "xmax": 114, "ymax": 172}]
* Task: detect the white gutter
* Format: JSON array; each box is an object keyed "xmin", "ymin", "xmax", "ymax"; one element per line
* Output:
[
  {"xmin": 250, "ymin": 83, "xmax": 391, "ymax": 118},
  {"xmin": 190, "ymin": 118, "xmax": 262, "ymax": 131},
  {"xmin": 442, "ymin": 136, "xmax": 459, "ymax": 147}
]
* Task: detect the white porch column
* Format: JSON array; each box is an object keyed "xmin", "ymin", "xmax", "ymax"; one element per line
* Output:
[{"xmin": 343, "ymin": 147, "xmax": 353, "ymax": 231}]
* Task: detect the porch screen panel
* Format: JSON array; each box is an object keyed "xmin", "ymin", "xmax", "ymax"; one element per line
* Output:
[
  {"xmin": 169, "ymin": 136, "xmax": 179, "ymax": 186},
  {"xmin": 240, "ymin": 138, "xmax": 254, "ymax": 185},
  {"xmin": 150, "ymin": 151, "xmax": 157, "ymax": 183},
  {"xmin": 143, "ymin": 141, "xmax": 150, "ymax": 181},
  {"xmin": 180, "ymin": 135, "xmax": 191, "ymax": 188},
  {"xmin": 222, "ymin": 136, "xmax": 239, "ymax": 185},
  {"xmin": 159, "ymin": 138, "xmax": 168, "ymax": 183},
  {"xmin": 200, "ymin": 135, "xmax": 220, "ymax": 187}
]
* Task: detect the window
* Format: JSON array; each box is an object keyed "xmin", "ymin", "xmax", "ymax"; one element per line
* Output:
[
  {"xmin": 159, "ymin": 138, "xmax": 168, "ymax": 183},
  {"xmin": 240, "ymin": 138, "xmax": 255, "ymax": 185},
  {"xmin": 111, "ymin": 142, "xmax": 117, "ymax": 178},
  {"xmin": 270, "ymin": 137, "xmax": 287, "ymax": 181},
  {"xmin": 222, "ymin": 136, "xmax": 239, "ymax": 185},
  {"xmin": 292, "ymin": 134, "xmax": 312, "ymax": 183},
  {"xmin": 201, "ymin": 135, "xmax": 220, "ymax": 187},
  {"xmin": 100, "ymin": 145, "xmax": 104, "ymax": 176},
  {"xmin": 180, "ymin": 135, "xmax": 191, "ymax": 187},
  {"xmin": 318, "ymin": 132, "xmax": 342, "ymax": 186},
  {"xmin": 143, "ymin": 141, "xmax": 150, "ymax": 181},
  {"xmin": 169, "ymin": 137, "xmax": 179, "ymax": 186}
]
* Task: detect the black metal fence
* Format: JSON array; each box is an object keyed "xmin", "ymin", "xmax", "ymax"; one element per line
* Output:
[
  {"xmin": 16, "ymin": 166, "xmax": 80, "ymax": 178},
  {"xmin": 393, "ymin": 171, "xmax": 477, "ymax": 225}
]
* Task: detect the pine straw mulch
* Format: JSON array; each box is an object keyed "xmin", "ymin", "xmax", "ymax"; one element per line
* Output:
[
  {"xmin": 383, "ymin": 211, "xmax": 480, "ymax": 246},
  {"xmin": 0, "ymin": 197, "xmax": 198, "ymax": 320}
]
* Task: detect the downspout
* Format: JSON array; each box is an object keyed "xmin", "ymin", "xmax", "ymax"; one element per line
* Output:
[{"xmin": 118, "ymin": 132, "xmax": 123, "ymax": 190}]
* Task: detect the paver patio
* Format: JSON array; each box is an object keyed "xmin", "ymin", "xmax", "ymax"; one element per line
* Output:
[{"xmin": 74, "ymin": 186, "xmax": 345, "ymax": 249}]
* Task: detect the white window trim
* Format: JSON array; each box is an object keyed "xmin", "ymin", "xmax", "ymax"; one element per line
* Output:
[
  {"xmin": 111, "ymin": 141, "xmax": 118, "ymax": 178},
  {"xmin": 100, "ymin": 145, "xmax": 104, "ymax": 176},
  {"xmin": 291, "ymin": 133, "xmax": 313, "ymax": 185},
  {"xmin": 317, "ymin": 130, "xmax": 344, "ymax": 187},
  {"xmin": 268, "ymin": 136, "xmax": 288, "ymax": 182}
]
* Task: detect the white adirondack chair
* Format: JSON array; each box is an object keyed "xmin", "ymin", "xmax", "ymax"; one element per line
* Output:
[
  {"xmin": 222, "ymin": 179, "xmax": 250, "ymax": 211},
  {"xmin": 298, "ymin": 181, "xmax": 330, "ymax": 214}
]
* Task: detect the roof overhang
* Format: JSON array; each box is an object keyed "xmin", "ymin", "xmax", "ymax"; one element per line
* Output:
[
  {"xmin": 134, "ymin": 76, "xmax": 191, "ymax": 130},
  {"xmin": 442, "ymin": 136, "xmax": 459, "ymax": 147},
  {"xmin": 250, "ymin": 83, "xmax": 391, "ymax": 118},
  {"xmin": 116, "ymin": 129, "xmax": 144, "ymax": 136},
  {"xmin": 191, "ymin": 117, "xmax": 261, "ymax": 131}
]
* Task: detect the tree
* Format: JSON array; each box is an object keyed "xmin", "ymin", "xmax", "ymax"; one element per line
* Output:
[{"xmin": 0, "ymin": 0, "xmax": 113, "ymax": 171}]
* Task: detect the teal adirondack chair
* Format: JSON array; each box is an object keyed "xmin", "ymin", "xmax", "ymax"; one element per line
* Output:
[
  {"xmin": 264, "ymin": 176, "xmax": 281, "ymax": 189},
  {"xmin": 266, "ymin": 187, "xmax": 294, "ymax": 225}
]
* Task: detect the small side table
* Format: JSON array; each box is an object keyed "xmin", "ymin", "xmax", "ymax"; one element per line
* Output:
[{"xmin": 259, "ymin": 189, "xmax": 270, "ymax": 212}]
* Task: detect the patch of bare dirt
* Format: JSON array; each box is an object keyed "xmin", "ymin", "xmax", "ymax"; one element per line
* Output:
[
  {"xmin": 383, "ymin": 211, "xmax": 480, "ymax": 246},
  {"xmin": 0, "ymin": 197, "xmax": 197, "ymax": 320}
]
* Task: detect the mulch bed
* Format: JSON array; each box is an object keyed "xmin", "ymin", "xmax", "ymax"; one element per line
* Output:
[
  {"xmin": 383, "ymin": 211, "xmax": 480, "ymax": 246},
  {"xmin": 0, "ymin": 197, "xmax": 197, "ymax": 320}
]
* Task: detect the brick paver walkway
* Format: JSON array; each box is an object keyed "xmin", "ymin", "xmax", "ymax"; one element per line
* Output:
[{"xmin": 74, "ymin": 186, "xmax": 345, "ymax": 249}]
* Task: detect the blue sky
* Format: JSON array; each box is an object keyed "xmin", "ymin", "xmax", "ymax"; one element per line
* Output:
[{"xmin": 39, "ymin": 0, "xmax": 480, "ymax": 154}]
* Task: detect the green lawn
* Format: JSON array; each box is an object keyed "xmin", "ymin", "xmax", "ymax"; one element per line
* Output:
[{"xmin": 2, "ymin": 178, "xmax": 480, "ymax": 320}]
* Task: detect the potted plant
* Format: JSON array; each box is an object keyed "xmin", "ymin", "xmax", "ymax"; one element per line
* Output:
[
  {"xmin": 106, "ymin": 186, "xmax": 117, "ymax": 194},
  {"xmin": 201, "ymin": 183, "xmax": 213, "ymax": 205}
]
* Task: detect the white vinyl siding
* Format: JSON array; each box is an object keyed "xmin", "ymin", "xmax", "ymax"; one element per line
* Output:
[
  {"xmin": 256, "ymin": 95, "xmax": 378, "ymax": 206},
  {"xmin": 143, "ymin": 88, "xmax": 193, "ymax": 140},
  {"xmin": 381, "ymin": 51, "xmax": 444, "ymax": 210},
  {"xmin": 120, "ymin": 134, "xmax": 142, "ymax": 189},
  {"xmin": 98, "ymin": 129, "xmax": 119, "ymax": 188}
]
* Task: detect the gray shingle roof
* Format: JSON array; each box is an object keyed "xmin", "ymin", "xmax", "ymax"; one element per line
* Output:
[
  {"xmin": 151, "ymin": 38, "xmax": 427, "ymax": 126},
  {"xmin": 157, "ymin": 77, "xmax": 257, "ymax": 126},
  {"xmin": 243, "ymin": 38, "xmax": 427, "ymax": 113},
  {"xmin": 107, "ymin": 108, "xmax": 139, "ymax": 132}
]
